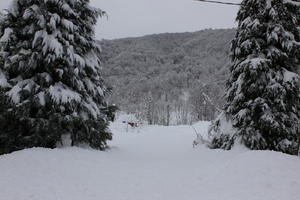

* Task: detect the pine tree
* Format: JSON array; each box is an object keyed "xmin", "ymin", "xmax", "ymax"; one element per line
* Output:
[
  {"xmin": 209, "ymin": 0, "xmax": 300, "ymax": 155},
  {"xmin": 0, "ymin": 0, "xmax": 115, "ymax": 155}
]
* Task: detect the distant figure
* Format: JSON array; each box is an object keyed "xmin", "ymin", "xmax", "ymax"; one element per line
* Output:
[{"xmin": 122, "ymin": 121, "xmax": 138, "ymax": 128}]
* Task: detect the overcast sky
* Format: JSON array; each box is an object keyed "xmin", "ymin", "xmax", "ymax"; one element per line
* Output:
[{"xmin": 0, "ymin": 0, "xmax": 241, "ymax": 40}]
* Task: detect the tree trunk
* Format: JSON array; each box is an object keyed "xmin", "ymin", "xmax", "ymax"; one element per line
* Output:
[
  {"xmin": 297, "ymin": 127, "xmax": 300, "ymax": 156},
  {"xmin": 297, "ymin": 122, "xmax": 300, "ymax": 156},
  {"xmin": 167, "ymin": 104, "xmax": 170, "ymax": 126},
  {"xmin": 166, "ymin": 94, "xmax": 170, "ymax": 126}
]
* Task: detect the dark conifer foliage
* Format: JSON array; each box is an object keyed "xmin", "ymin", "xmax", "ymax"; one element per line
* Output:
[
  {"xmin": 0, "ymin": 0, "xmax": 115, "ymax": 154},
  {"xmin": 209, "ymin": 0, "xmax": 300, "ymax": 154}
]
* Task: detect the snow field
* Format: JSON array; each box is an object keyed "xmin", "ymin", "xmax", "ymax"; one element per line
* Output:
[{"xmin": 0, "ymin": 118, "xmax": 299, "ymax": 200}]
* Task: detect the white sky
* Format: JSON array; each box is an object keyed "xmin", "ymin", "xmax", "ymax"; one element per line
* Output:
[{"xmin": 0, "ymin": 0, "xmax": 241, "ymax": 40}]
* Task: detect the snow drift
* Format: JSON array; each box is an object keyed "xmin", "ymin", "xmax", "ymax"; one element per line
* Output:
[{"xmin": 0, "ymin": 120, "xmax": 299, "ymax": 200}]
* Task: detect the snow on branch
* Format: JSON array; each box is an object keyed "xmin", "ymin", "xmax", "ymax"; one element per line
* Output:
[
  {"xmin": 0, "ymin": 28, "xmax": 13, "ymax": 43},
  {"xmin": 0, "ymin": 70, "xmax": 10, "ymax": 88},
  {"xmin": 283, "ymin": 68, "xmax": 300, "ymax": 83},
  {"xmin": 283, "ymin": 0, "xmax": 300, "ymax": 6},
  {"xmin": 49, "ymin": 82, "xmax": 82, "ymax": 104}
]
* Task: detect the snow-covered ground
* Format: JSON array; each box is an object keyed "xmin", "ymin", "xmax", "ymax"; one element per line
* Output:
[{"xmin": 0, "ymin": 116, "xmax": 300, "ymax": 200}]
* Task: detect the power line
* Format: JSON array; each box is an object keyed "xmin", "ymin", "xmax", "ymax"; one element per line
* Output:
[{"xmin": 194, "ymin": 0, "xmax": 241, "ymax": 6}]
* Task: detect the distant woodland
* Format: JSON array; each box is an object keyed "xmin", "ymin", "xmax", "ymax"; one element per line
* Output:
[{"xmin": 100, "ymin": 29, "xmax": 236, "ymax": 125}]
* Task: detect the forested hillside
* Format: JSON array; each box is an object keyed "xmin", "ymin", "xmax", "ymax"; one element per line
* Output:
[{"xmin": 100, "ymin": 29, "xmax": 236, "ymax": 125}]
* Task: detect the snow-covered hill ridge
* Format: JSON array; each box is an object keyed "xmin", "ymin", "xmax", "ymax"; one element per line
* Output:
[{"xmin": 0, "ymin": 120, "xmax": 299, "ymax": 200}]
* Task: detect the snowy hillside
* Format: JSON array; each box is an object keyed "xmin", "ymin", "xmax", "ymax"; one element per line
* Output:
[
  {"xmin": 100, "ymin": 29, "xmax": 235, "ymax": 124},
  {"xmin": 0, "ymin": 117, "xmax": 299, "ymax": 200}
]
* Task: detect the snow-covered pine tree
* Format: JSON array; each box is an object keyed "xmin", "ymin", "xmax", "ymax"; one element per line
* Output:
[
  {"xmin": 0, "ymin": 0, "xmax": 115, "ymax": 155},
  {"xmin": 209, "ymin": 0, "xmax": 300, "ymax": 155}
]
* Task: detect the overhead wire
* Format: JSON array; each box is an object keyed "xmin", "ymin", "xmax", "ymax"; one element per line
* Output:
[{"xmin": 194, "ymin": 0, "xmax": 241, "ymax": 6}]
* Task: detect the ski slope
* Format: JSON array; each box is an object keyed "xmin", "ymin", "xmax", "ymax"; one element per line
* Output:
[{"xmin": 0, "ymin": 117, "xmax": 300, "ymax": 200}]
